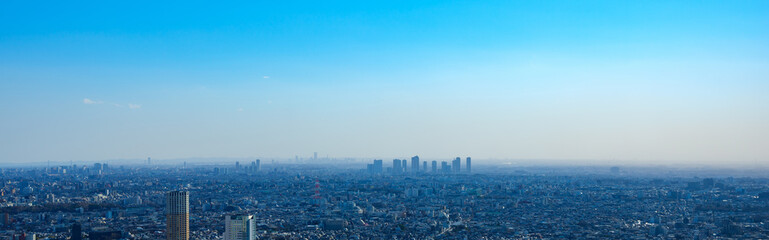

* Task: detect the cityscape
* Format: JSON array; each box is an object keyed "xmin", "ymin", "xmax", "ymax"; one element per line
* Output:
[
  {"xmin": 2, "ymin": 0, "xmax": 769, "ymax": 239},
  {"xmin": 1, "ymin": 156, "xmax": 768, "ymax": 239}
]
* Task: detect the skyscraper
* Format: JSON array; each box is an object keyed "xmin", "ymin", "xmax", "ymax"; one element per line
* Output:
[
  {"xmin": 441, "ymin": 161, "xmax": 450, "ymax": 173},
  {"xmin": 422, "ymin": 162, "xmax": 427, "ymax": 172},
  {"xmin": 411, "ymin": 156, "xmax": 420, "ymax": 173},
  {"xmin": 255, "ymin": 159, "xmax": 260, "ymax": 172},
  {"xmin": 224, "ymin": 214, "xmax": 256, "ymax": 240},
  {"xmin": 466, "ymin": 157, "xmax": 471, "ymax": 173},
  {"xmin": 432, "ymin": 161, "xmax": 438, "ymax": 173},
  {"xmin": 452, "ymin": 157, "xmax": 461, "ymax": 173},
  {"xmin": 166, "ymin": 191, "xmax": 189, "ymax": 240},
  {"xmin": 393, "ymin": 159, "xmax": 401, "ymax": 174},
  {"xmin": 401, "ymin": 159, "xmax": 407, "ymax": 172},
  {"xmin": 368, "ymin": 159, "xmax": 383, "ymax": 173}
]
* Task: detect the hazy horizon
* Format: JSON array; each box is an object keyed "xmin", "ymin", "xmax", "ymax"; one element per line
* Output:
[
  {"xmin": 3, "ymin": 156, "xmax": 768, "ymax": 170},
  {"xmin": 2, "ymin": 1, "xmax": 768, "ymax": 166}
]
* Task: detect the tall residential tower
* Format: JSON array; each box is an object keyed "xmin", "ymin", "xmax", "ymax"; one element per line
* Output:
[
  {"xmin": 393, "ymin": 159, "xmax": 402, "ymax": 174},
  {"xmin": 166, "ymin": 191, "xmax": 189, "ymax": 240},
  {"xmin": 466, "ymin": 157, "xmax": 471, "ymax": 173},
  {"xmin": 411, "ymin": 156, "xmax": 420, "ymax": 173},
  {"xmin": 452, "ymin": 157, "xmax": 461, "ymax": 173}
]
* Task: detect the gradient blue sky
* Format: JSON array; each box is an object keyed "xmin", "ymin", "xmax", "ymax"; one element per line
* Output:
[{"xmin": 1, "ymin": 0, "xmax": 768, "ymax": 165}]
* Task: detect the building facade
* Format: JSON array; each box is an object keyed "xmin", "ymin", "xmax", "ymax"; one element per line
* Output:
[
  {"xmin": 452, "ymin": 157, "xmax": 461, "ymax": 173},
  {"xmin": 411, "ymin": 156, "xmax": 420, "ymax": 172},
  {"xmin": 466, "ymin": 157, "xmax": 471, "ymax": 173},
  {"xmin": 393, "ymin": 159, "xmax": 401, "ymax": 174},
  {"xmin": 224, "ymin": 214, "xmax": 256, "ymax": 240},
  {"xmin": 166, "ymin": 191, "xmax": 189, "ymax": 240}
]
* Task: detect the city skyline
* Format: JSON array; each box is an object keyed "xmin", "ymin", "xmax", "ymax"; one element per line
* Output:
[
  {"xmin": 6, "ymin": 162, "xmax": 769, "ymax": 239},
  {"xmin": 1, "ymin": 1, "xmax": 768, "ymax": 166},
  {"xmin": 2, "ymin": 152, "xmax": 766, "ymax": 168},
  {"xmin": 3, "ymin": 1, "xmax": 769, "ymax": 239}
]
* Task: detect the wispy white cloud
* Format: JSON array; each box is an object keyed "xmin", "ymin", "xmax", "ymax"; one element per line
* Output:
[
  {"xmin": 237, "ymin": 108, "xmax": 244, "ymax": 112},
  {"xmin": 83, "ymin": 98, "xmax": 102, "ymax": 104},
  {"xmin": 128, "ymin": 104, "xmax": 141, "ymax": 109},
  {"xmin": 263, "ymin": 76, "xmax": 270, "ymax": 79}
]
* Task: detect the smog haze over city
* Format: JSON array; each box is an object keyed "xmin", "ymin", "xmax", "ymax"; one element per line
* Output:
[
  {"xmin": 1, "ymin": 1, "xmax": 769, "ymax": 240},
  {"xmin": 2, "ymin": 0, "xmax": 768, "ymax": 167}
]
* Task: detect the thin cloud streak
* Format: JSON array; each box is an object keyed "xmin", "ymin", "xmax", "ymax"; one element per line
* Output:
[
  {"xmin": 83, "ymin": 98, "xmax": 101, "ymax": 104},
  {"xmin": 83, "ymin": 98, "xmax": 141, "ymax": 109}
]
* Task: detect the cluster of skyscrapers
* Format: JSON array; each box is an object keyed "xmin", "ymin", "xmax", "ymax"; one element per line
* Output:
[{"xmin": 368, "ymin": 156, "xmax": 471, "ymax": 174}]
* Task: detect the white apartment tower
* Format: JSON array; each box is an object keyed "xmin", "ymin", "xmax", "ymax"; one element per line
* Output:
[{"xmin": 224, "ymin": 214, "xmax": 256, "ymax": 240}]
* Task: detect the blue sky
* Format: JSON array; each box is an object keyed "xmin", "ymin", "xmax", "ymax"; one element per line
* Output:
[{"xmin": 1, "ymin": 0, "xmax": 768, "ymax": 165}]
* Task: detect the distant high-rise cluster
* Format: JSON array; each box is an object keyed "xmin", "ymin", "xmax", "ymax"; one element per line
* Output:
[
  {"xmin": 166, "ymin": 191, "xmax": 189, "ymax": 240},
  {"xmin": 366, "ymin": 156, "xmax": 472, "ymax": 174},
  {"xmin": 371, "ymin": 156, "xmax": 471, "ymax": 174}
]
